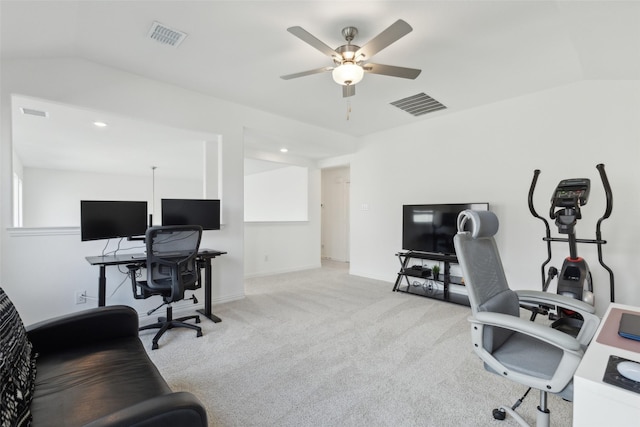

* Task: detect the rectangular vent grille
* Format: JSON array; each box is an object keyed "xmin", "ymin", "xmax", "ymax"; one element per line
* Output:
[
  {"xmin": 390, "ymin": 93, "xmax": 446, "ymax": 116},
  {"xmin": 20, "ymin": 107, "xmax": 48, "ymax": 118},
  {"xmin": 148, "ymin": 21, "xmax": 187, "ymax": 47}
]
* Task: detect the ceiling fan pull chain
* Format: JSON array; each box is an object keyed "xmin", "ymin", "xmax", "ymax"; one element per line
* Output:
[{"xmin": 346, "ymin": 100, "xmax": 352, "ymax": 120}]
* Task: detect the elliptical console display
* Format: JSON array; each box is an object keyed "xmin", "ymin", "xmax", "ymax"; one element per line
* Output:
[{"xmin": 549, "ymin": 178, "xmax": 593, "ymax": 303}]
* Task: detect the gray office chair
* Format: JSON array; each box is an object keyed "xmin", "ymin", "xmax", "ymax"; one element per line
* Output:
[
  {"xmin": 128, "ymin": 225, "xmax": 204, "ymax": 350},
  {"xmin": 453, "ymin": 210, "xmax": 600, "ymax": 427}
]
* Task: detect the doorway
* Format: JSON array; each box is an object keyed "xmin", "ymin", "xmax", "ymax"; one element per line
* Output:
[{"xmin": 321, "ymin": 166, "xmax": 350, "ymax": 262}]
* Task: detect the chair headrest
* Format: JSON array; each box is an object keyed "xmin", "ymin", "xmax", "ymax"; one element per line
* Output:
[{"xmin": 456, "ymin": 210, "xmax": 499, "ymax": 239}]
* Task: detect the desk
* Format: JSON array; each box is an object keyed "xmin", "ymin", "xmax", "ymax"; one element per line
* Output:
[
  {"xmin": 86, "ymin": 249, "xmax": 227, "ymax": 323},
  {"xmin": 573, "ymin": 303, "xmax": 640, "ymax": 426}
]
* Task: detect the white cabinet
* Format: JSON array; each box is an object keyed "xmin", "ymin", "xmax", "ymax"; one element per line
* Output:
[{"xmin": 574, "ymin": 303, "xmax": 640, "ymax": 426}]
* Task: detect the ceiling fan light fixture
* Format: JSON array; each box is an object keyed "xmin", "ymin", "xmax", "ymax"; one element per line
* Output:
[
  {"xmin": 342, "ymin": 50, "xmax": 356, "ymax": 61},
  {"xmin": 332, "ymin": 63, "xmax": 364, "ymax": 86}
]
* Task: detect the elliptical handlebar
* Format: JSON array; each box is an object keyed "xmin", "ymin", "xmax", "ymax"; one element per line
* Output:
[
  {"xmin": 528, "ymin": 169, "xmax": 544, "ymax": 220},
  {"xmin": 596, "ymin": 163, "xmax": 613, "ymax": 220},
  {"xmin": 528, "ymin": 169, "xmax": 552, "ymax": 287},
  {"xmin": 595, "ymin": 163, "xmax": 615, "ymax": 302}
]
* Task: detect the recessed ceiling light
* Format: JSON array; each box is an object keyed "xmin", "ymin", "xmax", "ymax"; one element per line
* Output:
[
  {"xmin": 280, "ymin": 148, "xmax": 288, "ymax": 153},
  {"xmin": 93, "ymin": 121, "xmax": 108, "ymax": 127}
]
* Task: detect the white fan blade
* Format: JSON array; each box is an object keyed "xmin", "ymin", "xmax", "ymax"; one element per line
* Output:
[
  {"xmin": 287, "ymin": 26, "xmax": 340, "ymax": 60},
  {"xmin": 280, "ymin": 66, "xmax": 333, "ymax": 80},
  {"xmin": 355, "ymin": 19, "xmax": 412, "ymax": 60}
]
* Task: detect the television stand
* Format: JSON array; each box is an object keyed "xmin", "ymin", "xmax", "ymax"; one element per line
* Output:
[{"xmin": 392, "ymin": 251, "xmax": 469, "ymax": 306}]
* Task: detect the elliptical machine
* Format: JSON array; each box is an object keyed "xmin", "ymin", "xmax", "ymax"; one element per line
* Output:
[{"xmin": 528, "ymin": 164, "xmax": 615, "ymax": 333}]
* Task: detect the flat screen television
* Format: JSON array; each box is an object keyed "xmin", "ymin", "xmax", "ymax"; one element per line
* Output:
[
  {"xmin": 81, "ymin": 200, "xmax": 148, "ymax": 241},
  {"xmin": 161, "ymin": 199, "xmax": 221, "ymax": 230},
  {"xmin": 402, "ymin": 203, "xmax": 489, "ymax": 255}
]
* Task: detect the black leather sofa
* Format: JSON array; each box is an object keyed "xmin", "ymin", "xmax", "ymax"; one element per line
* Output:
[{"xmin": 0, "ymin": 286, "xmax": 207, "ymax": 427}]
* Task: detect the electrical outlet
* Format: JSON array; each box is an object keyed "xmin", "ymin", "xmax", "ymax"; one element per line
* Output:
[{"xmin": 75, "ymin": 290, "xmax": 87, "ymax": 304}]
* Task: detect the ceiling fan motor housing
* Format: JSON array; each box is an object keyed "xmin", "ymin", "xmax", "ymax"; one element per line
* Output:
[
  {"xmin": 334, "ymin": 44, "xmax": 361, "ymax": 65},
  {"xmin": 341, "ymin": 26, "xmax": 358, "ymax": 42}
]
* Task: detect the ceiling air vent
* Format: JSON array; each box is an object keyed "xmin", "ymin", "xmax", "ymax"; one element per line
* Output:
[
  {"xmin": 20, "ymin": 107, "xmax": 48, "ymax": 118},
  {"xmin": 390, "ymin": 93, "xmax": 446, "ymax": 117},
  {"xmin": 147, "ymin": 21, "xmax": 187, "ymax": 47}
]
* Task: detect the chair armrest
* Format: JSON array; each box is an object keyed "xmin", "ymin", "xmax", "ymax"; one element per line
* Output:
[
  {"xmin": 26, "ymin": 305, "xmax": 139, "ymax": 354},
  {"xmin": 83, "ymin": 392, "xmax": 207, "ymax": 427},
  {"xmin": 516, "ymin": 290, "xmax": 595, "ymax": 314},
  {"xmin": 515, "ymin": 290, "xmax": 601, "ymax": 346},
  {"xmin": 473, "ymin": 311, "xmax": 582, "ymax": 352}
]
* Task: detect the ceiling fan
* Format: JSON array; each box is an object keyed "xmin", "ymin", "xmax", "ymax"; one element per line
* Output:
[{"xmin": 280, "ymin": 19, "xmax": 422, "ymax": 97}]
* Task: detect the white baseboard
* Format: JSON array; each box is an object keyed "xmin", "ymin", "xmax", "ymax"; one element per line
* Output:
[
  {"xmin": 322, "ymin": 256, "xmax": 350, "ymax": 263},
  {"xmin": 244, "ymin": 263, "xmax": 322, "ymax": 279},
  {"xmin": 348, "ymin": 269, "xmax": 392, "ymax": 284}
]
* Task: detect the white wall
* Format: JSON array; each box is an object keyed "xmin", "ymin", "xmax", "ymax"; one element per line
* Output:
[
  {"xmin": 350, "ymin": 80, "xmax": 640, "ymax": 315},
  {"xmin": 22, "ymin": 167, "xmax": 201, "ymax": 227},
  {"xmin": 3, "ymin": 58, "xmax": 636, "ymax": 323},
  {"xmin": 244, "ymin": 167, "xmax": 321, "ymax": 277},
  {"xmin": 245, "ymin": 164, "xmax": 308, "ymax": 222},
  {"xmin": 1, "ymin": 57, "xmax": 354, "ymax": 324}
]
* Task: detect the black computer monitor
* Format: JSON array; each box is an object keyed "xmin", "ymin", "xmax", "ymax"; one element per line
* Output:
[
  {"xmin": 80, "ymin": 200, "xmax": 148, "ymax": 241},
  {"xmin": 161, "ymin": 199, "xmax": 221, "ymax": 230}
]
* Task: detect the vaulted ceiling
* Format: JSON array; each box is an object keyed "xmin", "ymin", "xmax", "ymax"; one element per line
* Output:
[{"xmin": 2, "ymin": 1, "xmax": 639, "ymax": 162}]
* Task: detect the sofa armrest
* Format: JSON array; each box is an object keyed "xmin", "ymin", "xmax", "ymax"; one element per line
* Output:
[
  {"xmin": 83, "ymin": 392, "xmax": 207, "ymax": 427},
  {"xmin": 26, "ymin": 305, "xmax": 139, "ymax": 354}
]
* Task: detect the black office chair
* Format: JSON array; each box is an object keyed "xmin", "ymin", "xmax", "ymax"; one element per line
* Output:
[{"xmin": 128, "ymin": 225, "xmax": 204, "ymax": 350}]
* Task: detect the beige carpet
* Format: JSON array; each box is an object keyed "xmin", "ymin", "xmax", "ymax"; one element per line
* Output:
[{"xmin": 141, "ymin": 261, "xmax": 572, "ymax": 426}]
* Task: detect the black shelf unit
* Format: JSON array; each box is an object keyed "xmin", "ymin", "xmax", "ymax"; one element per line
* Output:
[{"xmin": 393, "ymin": 251, "xmax": 469, "ymax": 306}]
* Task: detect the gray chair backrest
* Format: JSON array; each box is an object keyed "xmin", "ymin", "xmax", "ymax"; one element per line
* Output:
[
  {"xmin": 454, "ymin": 210, "xmax": 520, "ymax": 351},
  {"xmin": 145, "ymin": 225, "xmax": 202, "ymax": 301}
]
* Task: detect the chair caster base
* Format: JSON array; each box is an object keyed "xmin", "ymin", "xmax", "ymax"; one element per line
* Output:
[
  {"xmin": 197, "ymin": 330, "xmax": 203, "ymax": 337},
  {"xmin": 152, "ymin": 342, "xmax": 159, "ymax": 350},
  {"xmin": 493, "ymin": 408, "xmax": 506, "ymax": 420},
  {"xmin": 494, "ymin": 405, "xmax": 533, "ymax": 427}
]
